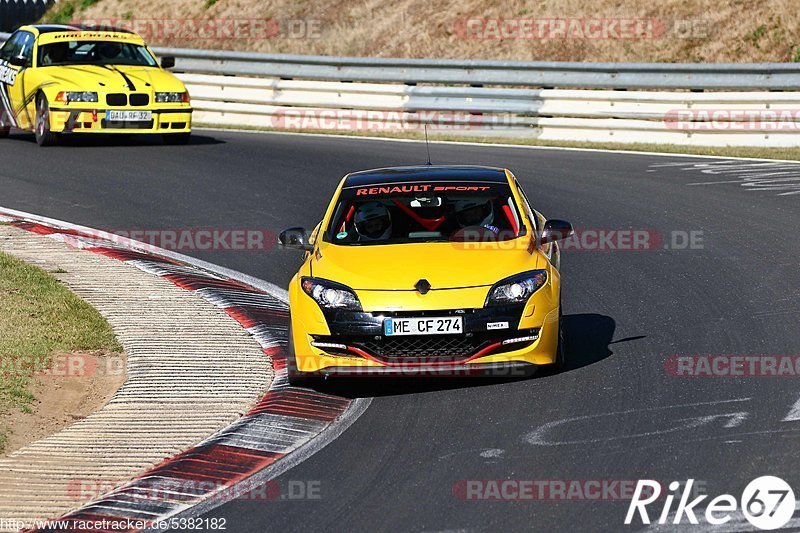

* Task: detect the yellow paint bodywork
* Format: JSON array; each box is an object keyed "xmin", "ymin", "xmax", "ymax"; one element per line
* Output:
[
  {"xmin": 289, "ymin": 170, "xmax": 563, "ymax": 374},
  {"xmin": 2, "ymin": 26, "xmax": 191, "ymax": 134}
]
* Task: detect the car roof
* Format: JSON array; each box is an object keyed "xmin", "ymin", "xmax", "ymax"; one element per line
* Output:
[
  {"xmin": 22, "ymin": 24, "xmax": 137, "ymax": 36},
  {"xmin": 343, "ymin": 165, "xmax": 510, "ymax": 187}
]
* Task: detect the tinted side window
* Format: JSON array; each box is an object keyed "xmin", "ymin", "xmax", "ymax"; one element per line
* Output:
[
  {"xmin": 17, "ymin": 32, "xmax": 34, "ymax": 63},
  {"xmin": 0, "ymin": 33, "xmax": 21, "ymax": 61}
]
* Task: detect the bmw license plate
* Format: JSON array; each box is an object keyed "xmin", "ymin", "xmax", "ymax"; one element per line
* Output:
[
  {"xmin": 106, "ymin": 110, "xmax": 151, "ymax": 121},
  {"xmin": 384, "ymin": 316, "xmax": 463, "ymax": 336}
]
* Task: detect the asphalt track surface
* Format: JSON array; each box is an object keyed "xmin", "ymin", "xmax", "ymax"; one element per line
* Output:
[{"xmin": 1, "ymin": 131, "xmax": 799, "ymax": 532}]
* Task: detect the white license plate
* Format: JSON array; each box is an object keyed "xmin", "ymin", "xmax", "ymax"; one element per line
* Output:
[
  {"xmin": 384, "ymin": 316, "xmax": 463, "ymax": 336},
  {"xmin": 106, "ymin": 110, "xmax": 151, "ymax": 121}
]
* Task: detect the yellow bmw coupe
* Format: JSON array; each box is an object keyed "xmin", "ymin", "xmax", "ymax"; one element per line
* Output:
[
  {"xmin": 279, "ymin": 166, "xmax": 574, "ymax": 385},
  {"xmin": 0, "ymin": 24, "xmax": 191, "ymax": 146}
]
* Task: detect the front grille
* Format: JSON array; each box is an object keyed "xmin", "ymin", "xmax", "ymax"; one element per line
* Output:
[
  {"xmin": 106, "ymin": 93, "xmax": 127, "ymax": 106},
  {"xmin": 129, "ymin": 93, "xmax": 149, "ymax": 106},
  {"xmin": 364, "ymin": 335, "xmax": 483, "ymax": 358},
  {"xmin": 101, "ymin": 119, "xmax": 154, "ymax": 130},
  {"xmin": 314, "ymin": 329, "xmax": 539, "ymax": 363}
]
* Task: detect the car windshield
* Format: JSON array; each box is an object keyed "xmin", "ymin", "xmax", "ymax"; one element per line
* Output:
[
  {"xmin": 38, "ymin": 40, "xmax": 158, "ymax": 67},
  {"xmin": 325, "ymin": 181, "xmax": 526, "ymax": 246}
]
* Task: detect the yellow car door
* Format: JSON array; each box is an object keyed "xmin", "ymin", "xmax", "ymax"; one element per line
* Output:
[
  {"xmin": 0, "ymin": 33, "xmax": 22, "ymax": 130},
  {"xmin": 0, "ymin": 30, "xmax": 35, "ymax": 131},
  {"xmin": 8, "ymin": 30, "xmax": 36, "ymax": 130}
]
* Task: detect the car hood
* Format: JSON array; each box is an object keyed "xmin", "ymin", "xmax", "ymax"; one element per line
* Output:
[
  {"xmin": 42, "ymin": 65, "xmax": 185, "ymax": 92},
  {"xmin": 312, "ymin": 240, "xmax": 543, "ymax": 291}
]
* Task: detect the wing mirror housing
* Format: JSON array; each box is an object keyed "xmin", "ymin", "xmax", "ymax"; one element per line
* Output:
[
  {"xmin": 9, "ymin": 55, "xmax": 28, "ymax": 68},
  {"xmin": 541, "ymin": 219, "xmax": 574, "ymax": 244},
  {"xmin": 160, "ymin": 56, "xmax": 176, "ymax": 69},
  {"xmin": 279, "ymin": 227, "xmax": 314, "ymax": 252}
]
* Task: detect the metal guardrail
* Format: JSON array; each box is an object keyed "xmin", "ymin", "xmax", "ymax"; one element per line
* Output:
[
  {"xmin": 4, "ymin": 32, "xmax": 800, "ymax": 90},
  {"xmin": 180, "ymin": 74, "xmax": 800, "ymax": 146},
  {"xmin": 153, "ymin": 47, "xmax": 800, "ymax": 91},
  {"xmin": 4, "ymin": 31, "xmax": 800, "ymax": 146}
]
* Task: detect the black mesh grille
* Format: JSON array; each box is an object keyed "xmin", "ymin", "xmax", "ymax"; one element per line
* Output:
[
  {"xmin": 106, "ymin": 93, "xmax": 127, "ymax": 106},
  {"xmin": 364, "ymin": 335, "xmax": 482, "ymax": 358},
  {"xmin": 129, "ymin": 93, "xmax": 149, "ymax": 106},
  {"xmin": 314, "ymin": 329, "xmax": 538, "ymax": 363}
]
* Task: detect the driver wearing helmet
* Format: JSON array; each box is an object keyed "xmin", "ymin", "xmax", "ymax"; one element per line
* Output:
[
  {"xmin": 43, "ymin": 42, "xmax": 70, "ymax": 65},
  {"xmin": 354, "ymin": 202, "xmax": 392, "ymax": 241},
  {"xmin": 97, "ymin": 42, "xmax": 122, "ymax": 61},
  {"xmin": 453, "ymin": 198, "xmax": 499, "ymax": 235}
]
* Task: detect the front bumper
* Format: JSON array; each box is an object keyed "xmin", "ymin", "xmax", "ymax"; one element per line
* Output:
[
  {"xmin": 49, "ymin": 107, "xmax": 192, "ymax": 134},
  {"xmin": 291, "ymin": 304, "xmax": 560, "ymax": 375}
]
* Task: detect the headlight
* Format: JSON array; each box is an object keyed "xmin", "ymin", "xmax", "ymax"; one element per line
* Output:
[
  {"xmin": 155, "ymin": 92, "xmax": 188, "ymax": 103},
  {"xmin": 301, "ymin": 277, "xmax": 362, "ymax": 311},
  {"xmin": 485, "ymin": 270, "xmax": 548, "ymax": 306},
  {"xmin": 59, "ymin": 91, "xmax": 98, "ymax": 103}
]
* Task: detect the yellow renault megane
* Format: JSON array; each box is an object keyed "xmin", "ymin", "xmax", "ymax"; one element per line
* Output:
[
  {"xmin": 0, "ymin": 24, "xmax": 191, "ymax": 146},
  {"xmin": 279, "ymin": 166, "xmax": 573, "ymax": 385}
]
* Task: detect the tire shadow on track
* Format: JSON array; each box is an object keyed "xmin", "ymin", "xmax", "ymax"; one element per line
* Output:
[
  {"xmin": 3, "ymin": 132, "xmax": 224, "ymax": 147},
  {"xmin": 316, "ymin": 313, "xmax": 617, "ymax": 398}
]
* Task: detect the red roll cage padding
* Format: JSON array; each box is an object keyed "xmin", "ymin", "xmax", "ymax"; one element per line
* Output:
[
  {"xmin": 339, "ymin": 205, "xmax": 356, "ymax": 233},
  {"xmin": 502, "ymin": 204, "xmax": 519, "ymax": 235},
  {"xmin": 391, "ymin": 199, "xmax": 446, "ymax": 231}
]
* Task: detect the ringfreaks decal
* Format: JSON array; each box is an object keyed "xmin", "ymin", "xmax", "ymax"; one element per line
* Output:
[{"xmin": 0, "ymin": 60, "xmax": 17, "ymax": 86}]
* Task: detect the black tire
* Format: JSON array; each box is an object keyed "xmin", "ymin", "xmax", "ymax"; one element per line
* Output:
[
  {"xmin": 35, "ymin": 94, "xmax": 58, "ymax": 147},
  {"xmin": 0, "ymin": 108, "xmax": 9, "ymax": 137},
  {"xmin": 555, "ymin": 294, "xmax": 567, "ymax": 371},
  {"xmin": 162, "ymin": 132, "xmax": 191, "ymax": 145},
  {"xmin": 287, "ymin": 362, "xmax": 324, "ymax": 388}
]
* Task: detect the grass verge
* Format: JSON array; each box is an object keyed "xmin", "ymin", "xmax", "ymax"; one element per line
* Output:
[
  {"xmin": 37, "ymin": 0, "xmax": 800, "ymax": 63},
  {"xmin": 196, "ymin": 124, "xmax": 800, "ymax": 162},
  {"xmin": 0, "ymin": 251, "xmax": 121, "ymax": 452}
]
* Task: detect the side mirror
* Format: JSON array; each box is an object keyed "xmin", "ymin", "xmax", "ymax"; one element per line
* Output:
[
  {"xmin": 279, "ymin": 227, "xmax": 314, "ymax": 252},
  {"xmin": 541, "ymin": 219, "xmax": 573, "ymax": 244},
  {"xmin": 9, "ymin": 55, "xmax": 28, "ymax": 68},
  {"xmin": 160, "ymin": 56, "xmax": 176, "ymax": 69}
]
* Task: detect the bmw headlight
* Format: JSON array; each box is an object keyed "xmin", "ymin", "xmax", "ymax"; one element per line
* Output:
[
  {"xmin": 60, "ymin": 91, "xmax": 98, "ymax": 103},
  {"xmin": 155, "ymin": 92, "xmax": 188, "ymax": 103},
  {"xmin": 485, "ymin": 270, "xmax": 548, "ymax": 306},
  {"xmin": 301, "ymin": 277, "xmax": 362, "ymax": 311}
]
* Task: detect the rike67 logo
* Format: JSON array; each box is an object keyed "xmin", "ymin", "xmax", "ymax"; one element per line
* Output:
[{"xmin": 625, "ymin": 477, "xmax": 795, "ymax": 530}]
